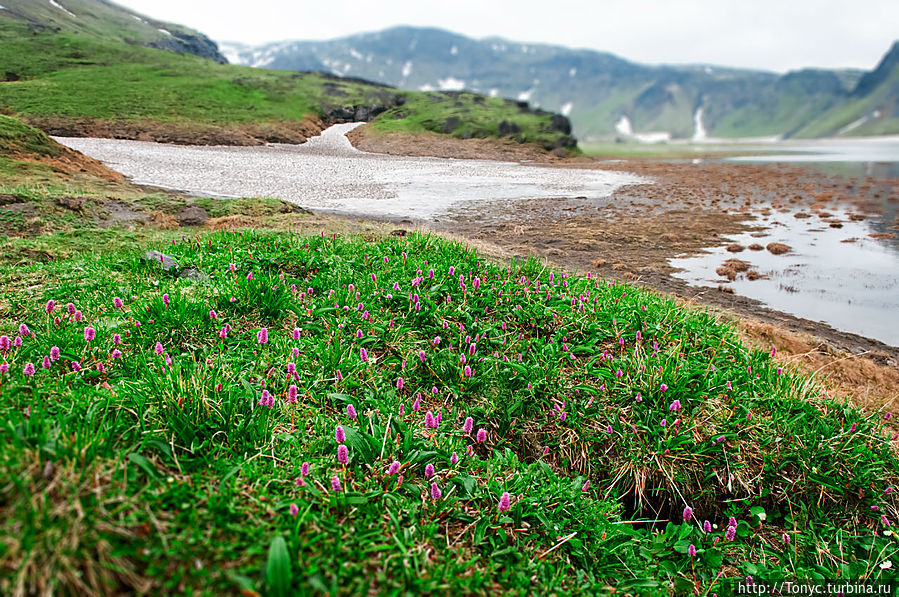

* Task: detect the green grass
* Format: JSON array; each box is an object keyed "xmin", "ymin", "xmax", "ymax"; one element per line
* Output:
[
  {"xmin": 373, "ymin": 91, "xmax": 576, "ymax": 149},
  {"xmin": 1, "ymin": 229, "xmax": 896, "ymax": 595}
]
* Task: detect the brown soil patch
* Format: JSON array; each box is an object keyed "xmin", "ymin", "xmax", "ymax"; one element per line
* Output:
[
  {"xmin": 23, "ymin": 115, "xmax": 324, "ymax": 147},
  {"xmin": 748, "ymin": 243, "xmax": 764, "ymax": 251},
  {"xmin": 726, "ymin": 243, "xmax": 745, "ymax": 253},
  {"xmin": 738, "ymin": 320, "xmax": 899, "ymax": 417},
  {"xmin": 347, "ymin": 124, "xmax": 567, "ymax": 162},
  {"xmin": 11, "ymin": 146, "xmax": 123, "ymax": 181},
  {"xmin": 870, "ymin": 232, "xmax": 896, "ymax": 239},
  {"xmin": 766, "ymin": 242, "xmax": 791, "ymax": 255}
]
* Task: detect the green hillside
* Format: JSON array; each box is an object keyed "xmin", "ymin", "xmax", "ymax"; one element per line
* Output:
[{"xmin": 0, "ymin": 2, "xmax": 574, "ymax": 150}]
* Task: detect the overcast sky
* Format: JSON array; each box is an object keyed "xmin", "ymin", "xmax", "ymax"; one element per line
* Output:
[{"xmin": 114, "ymin": 0, "xmax": 898, "ymax": 73}]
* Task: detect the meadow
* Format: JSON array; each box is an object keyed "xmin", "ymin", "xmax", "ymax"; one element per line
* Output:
[{"xmin": 1, "ymin": 226, "xmax": 897, "ymax": 595}]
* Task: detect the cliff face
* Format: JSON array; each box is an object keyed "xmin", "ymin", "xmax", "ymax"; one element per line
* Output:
[{"xmin": 0, "ymin": 0, "xmax": 226, "ymax": 63}]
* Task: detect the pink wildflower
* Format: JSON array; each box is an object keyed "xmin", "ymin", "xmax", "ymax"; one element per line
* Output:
[
  {"xmin": 347, "ymin": 404, "xmax": 357, "ymax": 419},
  {"xmin": 582, "ymin": 480, "xmax": 590, "ymax": 492},
  {"xmin": 23, "ymin": 362, "xmax": 35, "ymax": 376},
  {"xmin": 331, "ymin": 476, "xmax": 341, "ymax": 492},
  {"xmin": 335, "ymin": 425, "xmax": 346, "ymax": 443},
  {"xmin": 256, "ymin": 328, "xmax": 268, "ymax": 345},
  {"xmin": 396, "ymin": 377, "xmax": 404, "ymax": 390},
  {"xmin": 430, "ymin": 482, "xmax": 442, "ymax": 500},
  {"xmin": 688, "ymin": 544, "xmax": 696, "ymax": 556},
  {"xmin": 84, "ymin": 326, "xmax": 95, "ymax": 342},
  {"xmin": 450, "ymin": 452, "xmax": 458, "ymax": 465},
  {"xmin": 301, "ymin": 462, "xmax": 309, "ymax": 477},
  {"xmin": 50, "ymin": 346, "xmax": 60, "ymax": 361},
  {"xmin": 337, "ymin": 445, "xmax": 349, "ymax": 465},
  {"xmin": 476, "ymin": 428, "xmax": 487, "ymax": 442},
  {"xmin": 289, "ymin": 503, "xmax": 299, "ymax": 516},
  {"xmin": 683, "ymin": 506, "xmax": 693, "ymax": 522},
  {"xmin": 360, "ymin": 347, "xmax": 368, "ymax": 362},
  {"xmin": 45, "ymin": 300, "xmax": 55, "ymax": 314},
  {"xmin": 388, "ymin": 461, "xmax": 400, "ymax": 475},
  {"xmin": 463, "ymin": 416, "xmax": 473, "ymax": 434},
  {"xmin": 288, "ymin": 385, "xmax": 298, "ymax": 404},
  {"xmin": 425, "ymin": 463, "xmax": 435, "ymax": 478}
]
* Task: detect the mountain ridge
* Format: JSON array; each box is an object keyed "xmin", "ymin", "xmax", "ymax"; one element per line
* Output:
[{"xmin": 221, "ymin": 27, "xmax": 897, "ymax": 141}]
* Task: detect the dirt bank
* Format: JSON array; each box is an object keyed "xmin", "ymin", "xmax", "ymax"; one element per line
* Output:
[{"xmin": 24, "ymin": 115, "xmax": 325, "ymax": 146}]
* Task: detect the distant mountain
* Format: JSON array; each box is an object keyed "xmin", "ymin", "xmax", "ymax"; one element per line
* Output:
[
  {"xmin": 0, "ymin": 0, "xmax": 225, "ymax": 63},
  {"xmin": 221, "ymin": 27, "xmax": 898, "ymax": 140}
]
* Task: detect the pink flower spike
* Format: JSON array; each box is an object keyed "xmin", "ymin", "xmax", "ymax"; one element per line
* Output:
[
  {"xmin": 331, "ymin": 476, "xmax": 341, "ymax": 492},
  {"xmin": 682, "ymin": 506, "xmax": 693, "ymax": 522},
  {"xmin": 450, "ymin": 452, "xmax": 458, "ymax": 465},
  {"xmin": 347, "ymin": 404, "xmax": 357, "ymax": 419},
  {"xmin": 425, "ymin": 463, "xmax": 435, "ymax": 478},
  {"xmin": 581, "ymin": 480, "xmax": 590, "ymax": 492},
  {"xmin": 23, "ymin": 362, "xmax": 35, "ymax": 376},
  {"xmin": 388, "ymin": 461, "xmax": 400, "ymax": 475},
  {"xmin": 337, "ymin": 444, "xmax": 349, "ymax": 465},
  {"xmin": 289, "ymin": 503, "xmax": 299, "ymax": 516},
  {"xmin": 360, "ymin": 347, "xmax": 368, "ymax": 362},
  {"xmin": 430, "ymin": 482, "xmax": 442, "ymax": 500},
  {"xmin": 301, "ymin": 462, "xmax": 309, "ymax": 477},
  {"xmin": 335, "ymin": 425, "xmax": 346, "ymax": 444},
  {"xmin": 688, "ymin": 544, "xmax": 696, "ymax": 556},
  {"xmin": 256, "ymin": 328, "xmax": 268, "ymax": 345},
  {"xmin": 154, "ymin": 342, "xmax": 164, "ymax": 355},
  {"xmin": 50, "ymin": 346, "xmax": 60, "ymax": 361},
  {"xmin": 463, "ymin": 416, "xmax": 473, "ymax": 434},
  {"xmin": 476, "ymin": 429, "xmax": 487, "ymax": 443},
  {"xmin": 498, "ymin": 491, "xmax": 511, "ymax": 512},
  {"xmin": 396, "ymin": 377, "xmax": 404, "ymax": 390},
  {"xmin": 287, "ymin": 385, "xmax": 298, "ymax": 404},
  {"xmin": 44, "ymin": 300, "xmax": 55, "ymax": 314}
]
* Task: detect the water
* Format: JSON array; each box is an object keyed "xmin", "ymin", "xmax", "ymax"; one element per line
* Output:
[
  {"xmin": 56, "ymin": 123, "xmax": 645, "ymax": 220},
  {"xmin": 724, "ymin": 136, "xmax": 899, "ymax": 178}
]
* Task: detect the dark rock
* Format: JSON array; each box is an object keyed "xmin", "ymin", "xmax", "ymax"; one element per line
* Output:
[
  {"xmin": 553, "ymin": 148, "xmax": 568, "ymax": 158},
  {"xmin": 498, "ymin": 120, "xmax": 522, "ymax": 136},
  {"xmin": 0, "ymin": 193, "xmax": 26, "ymax": 206},
  {"xmin": 549, "ymin": 114, "xmax": 572, "ymax": 135},
  {"xmin": 56, "ymin": 196, "xmax": 86, "ymax": 212},
  {"xmin": 176, "ymin": 205, "xmax": 208, "ymax": 227},
  {"xmin": 178, "ymin": 268, "xmax": 208, "ymax": 281},
  {"xmin": 441, "ymin": 116, "xmax": 460, "ymax": 134},
  {"xmin": 553, "ymin": 135, "xmax": 578, "ymax": 148},
  {"xmin": 142, "ymin": 250, "xmax": 179, "ymax": 272},
  {"xmin": 4, "ymin": 72, "xmax": 20, "ymax": 82}
]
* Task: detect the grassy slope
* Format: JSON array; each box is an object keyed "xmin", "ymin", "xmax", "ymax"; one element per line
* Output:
[
  {"xmin": 0, "ymin": 20, "xmax": 573, "ymax": 149},
  {"xmin": 1, "ymin": 118, "xmax": 898, "ymax": 595}
]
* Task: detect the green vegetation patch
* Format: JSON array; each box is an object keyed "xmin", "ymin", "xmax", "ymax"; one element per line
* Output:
[{"xmin": 0, "ymin": 230, "xmax": 896, "ymax": 594}]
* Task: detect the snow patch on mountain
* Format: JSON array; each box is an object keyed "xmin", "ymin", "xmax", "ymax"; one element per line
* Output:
[{"xmin": 48, "ymin": 0, "xmax": 76, "ymax": 18}]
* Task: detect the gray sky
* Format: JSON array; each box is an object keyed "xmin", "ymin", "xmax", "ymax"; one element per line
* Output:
[{"xmin": 114, "ymin": 0, "xmax": 898, "ymax": 73}]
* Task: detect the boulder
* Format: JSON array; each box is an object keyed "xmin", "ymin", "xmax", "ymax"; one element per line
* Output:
[
  {"xmin": 498, "ymin": 120, "xmax": 521, "ymax": 136},
  {"xmin": 549, "ymin": 114, "xmax": 572, "ymax": 135},
  {"xmin": 142, "ymin": 250, "xmax": 179, "ymax": 272},
  {"xmin": 176, "ymin": 205, "xmax": 209, "ymax": 227}
]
